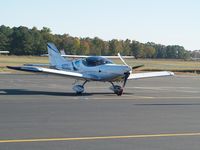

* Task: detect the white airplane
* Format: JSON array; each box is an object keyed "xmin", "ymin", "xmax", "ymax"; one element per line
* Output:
[{"xmin": 8, "ymin": 43, "xmax": 174, "ymax": 96}]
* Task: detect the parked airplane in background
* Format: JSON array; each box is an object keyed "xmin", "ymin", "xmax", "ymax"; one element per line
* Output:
[
  {"xmin": 0, "ymin": 51, "xmax": 9, "ymax": 54},
  {"xmin": 8, "ymin": 43, "xmax": 174, "ymax": 96}
]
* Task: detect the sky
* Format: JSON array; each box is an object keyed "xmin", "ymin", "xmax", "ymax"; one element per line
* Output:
[{"xmin": 0, "ymin": 0, "xmax": 200, "ymax": 50}]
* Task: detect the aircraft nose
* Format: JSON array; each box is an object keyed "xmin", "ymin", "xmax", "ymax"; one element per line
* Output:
[
  {"xmin": 100, "ymin": 65, "xmax": 131, "ymax": 74},
  {"xmin": 124, "ymin": 66, "xmax": 131, "ymax": 73},
  {"xmin": 118, "ymin": 65, "xmax": 131, "ymax": 75}
]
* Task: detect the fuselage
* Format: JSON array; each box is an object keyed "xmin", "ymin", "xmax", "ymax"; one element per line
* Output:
[{"xmin": 60, "ymin": 56, "xmax": 131, "ymax": 81}]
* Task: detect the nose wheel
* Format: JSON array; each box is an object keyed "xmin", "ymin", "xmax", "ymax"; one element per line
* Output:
[
  {"xmin": 114, "ymin": 85, "xmax": 123, "ymax": 96},
  {"xmin": 110, "ymin": 71, "xmax": 130, "ymax": 96},
  {"xmin": 110, "ymin": 82, "xmax": 124, "ymax": 96}
]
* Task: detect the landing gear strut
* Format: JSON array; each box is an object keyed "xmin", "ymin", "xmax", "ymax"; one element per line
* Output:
[{"xmin": 73, "ymin": 80, "xmax": 88, "ymax": 94}]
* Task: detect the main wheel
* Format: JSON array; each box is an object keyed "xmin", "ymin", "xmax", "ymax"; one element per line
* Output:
[{"xmin": 73, "ymin": 85, "xmax": 84, "ymax": 94}]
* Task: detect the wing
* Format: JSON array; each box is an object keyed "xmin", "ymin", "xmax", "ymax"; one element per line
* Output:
[
  {"xmin": 128, "ymin": 71, "xmax": 174, "ymax": 80},
  {"xmin": 7, "ymin": 66, "xmax": 87, "ymax": 80}
]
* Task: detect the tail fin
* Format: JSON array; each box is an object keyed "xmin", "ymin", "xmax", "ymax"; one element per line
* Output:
[{"xmin": 47, "ymin": 43, "xmax": 67, "ymax": 69}]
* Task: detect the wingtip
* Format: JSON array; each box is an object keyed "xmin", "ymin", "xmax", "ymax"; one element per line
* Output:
[
  {"xmin": 169, "ymin": 71, "xmax": 175, "ymax": 76},
  {"xmin": 7, "ymin": 66, "xmax": 21, "ymax": 70}
]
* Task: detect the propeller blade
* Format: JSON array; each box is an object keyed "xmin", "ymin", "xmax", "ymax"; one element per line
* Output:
[
  {"xmin": 132, "ymin": 64, "xmax": 144, "ymax": 70},
  {"xmin": 118, "ymin": 53, "xmax": 129, "ymax": 66}
]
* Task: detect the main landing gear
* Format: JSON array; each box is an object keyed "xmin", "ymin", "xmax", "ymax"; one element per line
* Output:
[
  {"xmin": 73, "ymin": 80, "xmax": 88, "ymax": 94},
  {"xmin": 73, "ymin": 73, "xmax": 129, "ymax": 96}
]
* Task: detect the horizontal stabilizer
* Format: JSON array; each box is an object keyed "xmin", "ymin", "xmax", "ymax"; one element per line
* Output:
[{"xmin": 24, "ymin": 64, "xmax": 50, "ymax": 67}]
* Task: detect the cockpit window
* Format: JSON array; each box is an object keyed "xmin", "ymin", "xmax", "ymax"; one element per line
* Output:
[{"xmin": 82, "ymin": 56, "xmax": 113, "ymax": 67}]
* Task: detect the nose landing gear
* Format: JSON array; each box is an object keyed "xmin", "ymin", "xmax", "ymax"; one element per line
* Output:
[
  {"xmin": 110, "ymin": 71, "xmax": 130, "ymax": 96},
  {"xmin": 110, "ymin": 82, "xmax": 124, "ymax": 96}
]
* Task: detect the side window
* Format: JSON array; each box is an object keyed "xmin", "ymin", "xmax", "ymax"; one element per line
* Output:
[{"xmin": 74, "ymin": 60, "xmax": 81, "ymax": 67}]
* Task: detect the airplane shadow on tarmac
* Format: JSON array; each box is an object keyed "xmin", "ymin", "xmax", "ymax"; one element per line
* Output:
[{"xmin": 0, "ymin": 89, "xmax": 133, "ymax": 96}]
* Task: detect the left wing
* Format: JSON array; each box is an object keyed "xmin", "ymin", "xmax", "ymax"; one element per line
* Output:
[{"xmin": 128, "ymin": 71, "xmax": 174, "ymax": 80}]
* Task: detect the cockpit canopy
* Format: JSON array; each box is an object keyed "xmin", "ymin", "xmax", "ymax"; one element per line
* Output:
[{"xmin": 82, "ymin": 56, "xmax": 113, "ymax": 67}]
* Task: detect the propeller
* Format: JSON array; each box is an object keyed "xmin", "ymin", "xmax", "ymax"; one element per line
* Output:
[
  {"xmin": 118, "ymin": 53, "xmax": 144, "ymax": 71},
  {"xmin": 117, "ymin": 53, "xmax": 143, "ymax": 88},
  {"xmin": 117, "ymin": 53, "xmax": 131, "ymax": 88}
]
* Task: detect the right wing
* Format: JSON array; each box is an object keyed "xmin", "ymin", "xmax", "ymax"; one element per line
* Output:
[
  {"xmin": 128, "ymin": 71, "xmax": 174, "ymax": 80},
  {"xmin": 7, "ymin": 66, "xmax": 101, "ymax": 81},
  {"xmin": 7, "ymin": 66, "xmax": 85, "ymax": 79}
]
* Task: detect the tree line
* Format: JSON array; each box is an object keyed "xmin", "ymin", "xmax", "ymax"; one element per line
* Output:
[{"xmin": 0, "ymin": 25, "xmax": 191, "ymax": 59}]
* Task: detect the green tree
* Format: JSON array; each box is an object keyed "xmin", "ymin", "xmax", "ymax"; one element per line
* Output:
[
  {"xmin": 122, "ymin": 39, "xmax": 131, "ymax": 55},
  {"xmin": 143, "ymin": 45, "xmax": 156, "ymax": 58},
  {"xmin": 108, "ymin": 39, "xmax": 123, "ymax": 55},
  {"xmin": 41, "ymin": 27, "xmax": 55, "ymax": 44},
  {"xmin": 131, "ymin": 41, "xmax": 143, "ymax": 58},
  {"xmin": 166, "ymin": 45, "xmax": 180, "ymax": 58},
  {"xmin": 79, "ymin": 40, "xmax": 90, "ymax": 55},
  {"xmin": 0, "ymin": 33, "xmax": 9, "ymax": 51},
  {"xmin": 71, "ymin": 38, "xmax": 80, "ymax": 54},
  {"xmin": 0, "ymin": 25, "xmax": 190, "ymax": 58},
  {"xmin": 31, "ymin": 27, "xmax": 46, "ymax": 55},
  {"xmin": 10, "ymin": 26, "xmax": 34, "ymax": 55},
  {"xmin": 90, "ymin": 37, "xmax": 105, "ymax": 55},
  {"xmin": 176, "ymin": 46, "xmax": 186, "ymax": 59},
  {"xmin": 0, "ymin": 25, "xmax": 13, "ymax": 51}
]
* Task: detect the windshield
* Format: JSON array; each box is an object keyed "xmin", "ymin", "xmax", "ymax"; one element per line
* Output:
[{"xmin": 82, "ymin": 56, "xmax": 113, "ymax": 67}]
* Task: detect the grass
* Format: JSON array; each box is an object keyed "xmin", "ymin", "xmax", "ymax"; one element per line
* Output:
[
  {"xmin": 116, "ymin": 59, "xmax": 200, "ymax": 71},
  {"xmin": 1, "ymin": 55, "xmax": 200, "ymax": 74}
]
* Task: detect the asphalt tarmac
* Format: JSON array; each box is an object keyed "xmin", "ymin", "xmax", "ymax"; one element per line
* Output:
[{"xmin": 0, "ymin": 74, "xmax": 200, "ymax": 150}]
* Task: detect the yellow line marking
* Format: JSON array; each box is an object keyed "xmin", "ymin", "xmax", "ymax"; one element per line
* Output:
[{"xmin": 1, "ymin": 132, "xmax": 200, "ymax": 143}]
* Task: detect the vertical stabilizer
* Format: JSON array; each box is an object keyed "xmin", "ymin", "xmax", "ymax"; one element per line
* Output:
[{"xmin": 47, "ymin": 43, "xmax": 67, "ymax": 69}]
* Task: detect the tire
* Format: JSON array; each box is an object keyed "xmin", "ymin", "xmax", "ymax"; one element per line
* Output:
[{"xmin": 116, "ymin": 88, "xmax": 123, "ymax": 96}]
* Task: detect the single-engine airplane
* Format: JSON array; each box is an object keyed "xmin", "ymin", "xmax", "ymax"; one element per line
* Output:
[{"xmin": 7, "ymin": 43, "xmax": 174, "ymax": 96}]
